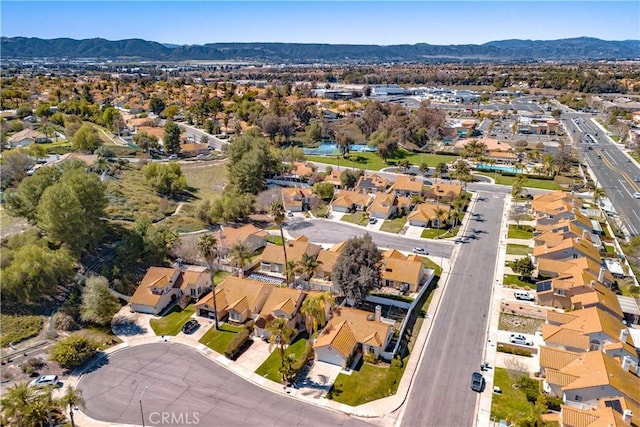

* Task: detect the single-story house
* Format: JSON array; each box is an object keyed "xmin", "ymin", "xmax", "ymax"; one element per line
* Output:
[
  {"xmin": 407, "ymin": 203, "xmax": 451, "ymax": 228},
  {"xmin": 7, "ymin": 129, "xmax": 49, "ymax": 147},
  {"xmin": 215, "ymin": 224, "xmax": 267, "ymax": 261},
  {"xmin": 194, "ymin": 276, "xmax": 273, "ymax": 323},
  {"xmin": 331, "ymin": 190, "xmax": 372, "ymax": 213},
  {"xmin": 425, "ymin": 183, "xmax": 462, "ymax": 204},
  {"xmin": 391, "ymin": 176, "xmax": 424, "ymax": 198},
  {"xmin": 368, "ymin": 193, "xmax": 411, "ymax": 220}
]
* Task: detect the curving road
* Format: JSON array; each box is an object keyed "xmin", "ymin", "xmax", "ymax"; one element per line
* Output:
[{"xmin": 78, "ymin": 343, "xmax": 374, "ymax": 427}]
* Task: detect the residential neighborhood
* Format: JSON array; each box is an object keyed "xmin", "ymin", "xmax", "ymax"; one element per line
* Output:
[{"xmin": 1, "ymin": 8, "xmax": 640, "ymax": 426}]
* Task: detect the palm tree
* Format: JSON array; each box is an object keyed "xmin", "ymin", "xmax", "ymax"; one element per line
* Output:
[
  {"xmin": 433, "ymin": 206, "xmax": 448, "ymax": 237},
  {"xmin": 265, "ymin": 318, "xmax": 296, "ymax": 383},
  {"xmin": 300, "ymin": 291, "xmax": 335, "ymax": 335},
  {"xmin": 593, "ymin": 187, "xmax": 605, "ymax": 207},
  {"xmin": 299, "ymin": 253, "xmax": 323, "ymax": 283},
  {"xmin": 450, "ymin": 209, "xmax": 465, "ymax": 227},
  {"xmin": 198, "ymin": 234, "xmax": 220, "ymax": 330},
  {"xmin": 60, "ymin": 386, "xmax": 84, "ymax": 427},
  {"xmin": 1, "ymin": 382, "xmax": 57, "ymax": 426},
  {"xmin": 285, "ymin": 260, "xmax": 301, "ymax": 286},
  {"xmin": 228, "ymin": 243, "xmax": 252, "ymax": 272},
  {"xmin": 270, "ymin": 201, "xmax": 289, "ymax": 282}
]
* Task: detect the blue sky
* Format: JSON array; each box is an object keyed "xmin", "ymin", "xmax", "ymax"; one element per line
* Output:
[{"xmin": 1, "ymin": 1, "xmax": 638, "ymax": 45}]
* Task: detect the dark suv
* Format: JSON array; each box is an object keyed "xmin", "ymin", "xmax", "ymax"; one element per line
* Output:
[
  {"xmin": 181, "ymin": 319, "xmax": 200, "ymax": 334},
  {"xmin": 471, "ymin": 372, "xmax": 485, "ymax": 392}
]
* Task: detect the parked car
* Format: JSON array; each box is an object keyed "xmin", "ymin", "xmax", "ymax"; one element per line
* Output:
[
  {"xmin": 369, "ymin": 217, "xmax": 378, "ymax": 224},
  {"xmin": 412, "ymin": 247, "xmax": 428, "ymax": 255},
  {"xmin": 30, "ymin": 375, "xmax": 59, "ymax": 388},
  {"xmin": 168, "ymin": 154, "xmax": 178, "ymax": 160},
  {"xmin": 634, "ymin": 192, "xmax": 640, "ymax": 199},
  {"xmin": 509, "ymin": 334, "xmax": 533, "ymax": 346},
  {"xmin": 181, "ymin": 319, "xmax": 200, "ymax": 334},
  {"xmin": 514, "ymin": 291, "xmax": 535, "ymax": 301},
  {"xmin": 470, "ymin": 372, "xmax": 485, "ymax": 392},
  {"xmin": 286, "ymin": 211, "xmax": 294, "ymax": 217}
]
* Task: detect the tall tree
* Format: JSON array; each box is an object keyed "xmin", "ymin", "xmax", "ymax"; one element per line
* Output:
[
  {"xmin": 332, "ymin": 234, "xmax": 382, "ymax": 305},
  {"xmin": 71, "ymin": 124, "xmax": 102, "ymax": 153},
  {"xmin": 80, "ymin": 276, "xmax": 121, "ymax": 326},
  {"xmin": 265, "ymin": 318, "xmax": 296, "ymax": 383},
  {"xmin": 270, "ymin": 201, "xmax": 289, "ymax": 284},
  {"xmin": 198, "ymin": 234, "xmax": 219, "ymax": 330},
  {"xmin": 434, "ymin": 206, "xmax": 448, "ymax": 234},
  {"xmin": 163, "ymin": 121, "xmax": 182, "ymax": 155},
  {"xmin": 149, "ymin": 96, "xmax": 166, "ymax": 115},
  {"xmin": 1, "ymin": 382, "xmax": 60, "ymax": 427},
  {"xmin": 299, "ymin": 253, "xmax": 322, "ymax": 282},
  {"xmin": 60, "ymin": 386, "xmax": 84, "ymax": 427},
  {"xmin": 300, "ymin": 291, "xmax": 334, "ymax": 335},
  {"xmin": 228, "ymin": 243, "xmax": 252, "ymax": 271}
]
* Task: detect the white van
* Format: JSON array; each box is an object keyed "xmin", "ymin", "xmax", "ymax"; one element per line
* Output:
[{"xmin": 514, "ymin": 291, "xmax": 535, "ymax": 301}]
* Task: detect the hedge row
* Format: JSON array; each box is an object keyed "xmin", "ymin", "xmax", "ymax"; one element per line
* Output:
[
  {"xmin": 497, "ymin": 344, "xmax": 532, "ymax": 357},
  {"xmin": 224, "ymin": 329, "xmax": 250, "ymax": 360}
]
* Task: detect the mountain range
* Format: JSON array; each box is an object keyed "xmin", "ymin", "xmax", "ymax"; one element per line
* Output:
[{"xmin": 1, "ymin": 36, "xmax": 639, "ymax": 63}]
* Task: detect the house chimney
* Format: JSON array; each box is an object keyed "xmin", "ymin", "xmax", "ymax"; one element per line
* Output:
[
  {"xmin": 238, "ymin": 268, "xmax": 244, "ymax": 279},
  {"xmin": 598, "ymin": 267, "xmax": 605, "ymax": 283},
  {"xmin": 621, "ymin": 355, "xmax": 632, "ymax": 371},
  {"xmin": 582, "ymin": 230, "xmax": 589, "ymax": 241},
  {"xmin": 375, "ymin": 305, "xmax": 382, "ymax": 322},
  {"xmin": 622, "ymin": 409, "xmax": 633, "ymax": 425},
  {"xmin": 620, "ymin": 328, "xmax": 629, "ymax": 343},
  {"xmin": 590, "ymin": 280, "xmax": 596, "ymax": 289}
]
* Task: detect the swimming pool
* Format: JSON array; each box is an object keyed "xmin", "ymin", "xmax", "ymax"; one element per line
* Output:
[
  {"xmin": 303, "ymin": 143, "xmax": 377, "ymax": 156},
  {"xmin": 476, "ymin": 164, "xmax": 523, "ymax": 174}
]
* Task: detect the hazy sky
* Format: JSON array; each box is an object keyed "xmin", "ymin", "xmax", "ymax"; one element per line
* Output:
[{"xmin": 2, "ymin": 1, "xmax": 638, "ymax": 45}]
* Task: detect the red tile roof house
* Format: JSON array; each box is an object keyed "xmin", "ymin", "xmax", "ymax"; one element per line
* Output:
[
  {"xmin": 7, "ymin": 128, "xmax": 49, "ymax": 147},
  {"xmin": 215, "ymin": 224, "xmax": 267, "ymax": 262},
  {"xmin": 259, "ymin": 236, "xmax": 322, "ymax": 276},
  {"xmin": 391, "ymin": 176, "xmax": 425, "ymax": 198},
  {"xmin": 367, "ymin": 193, "xmax": 411, "ymax": 220},
  {"xmin": 194, "ymin": 276, "xmax": 273, "ymax": 323},
  {"xmin": 330, "ymin": 190, "xmax": 372, "ymax": 213},
  {"xmin": 130, "ymin": 266, "xmax": 210, "ymax": 315},
  {"xmin": 312, "ymin": 306, "xmax": 394, "ymax": 368},
  {"xmin": 282, "ymin": 187, "xmax": 314, "ymax": 212},
  {"xmin": 253, "ymin": 287, "xmax": 306, "ymax": 339}
]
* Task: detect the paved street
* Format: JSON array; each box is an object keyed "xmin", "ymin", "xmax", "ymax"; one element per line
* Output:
[
  {"xmin": 78, "ymin": 343, "xmax": 374, "ymax": 427},
  {"xmin": 398, "ymin": 190, "xmax": 506, "ymax": 427},
  {"xmin": 564, "ymin": 114, "xmax": 640, "ymax": 236}
]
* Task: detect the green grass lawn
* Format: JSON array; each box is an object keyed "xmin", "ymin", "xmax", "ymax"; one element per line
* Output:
[
  {"xmin": 328, "ymin": 357, "xmax": 407, "ymax": 406},
  {"xmin": 421, "ymin": 227, "xmax": 449, "ymax": 239},
  {"xmin": 604, "ymin": 244, "xmax": 616, "ymax": 255},
  {"xmin": 266, "ymin": 235, "xmax": 284, "ymax": 245},
  {"xmin": 0, "ymin": 314, "xmax": 43, "ymax": 347},
  {"xmin": 307, "ymin": 150, "xmax": 458, "ymax": 172},
  {"xmin": 181, "ymin": 162, "xmax": 228, "ymax": 201},
  {"xmin": 508, "ymin": 225, "xmax": 533, "ymax": 240},
  {"xmin": 503, "ymin": 275, "xmax": 537, "ymax": 290},
  {"xmin": 491, "ymin": 368, "xmax": 534, "ymax": 422},
  {"xmin": 341, "ymin": 211, "xmax": 367, "ymax": 225},
  {"xmin": 474, "ymin": 172, "xmax": 562, "ymax": 190},
  {"xmin": 506, "ymin": 244, "xmax": 532, "ymax": 256},
  {"xmin": 149, "ymin": 304, "xmax": 195, "ymax": 336},
  {"xmin": 380, "ymin": 216, "xmax": 407, "ymax": 233},
  {"xmin": 198, "ymin": 323, "xmax": 246, "ymax": 354},
  {"xmin": 214, "ymin": 270, "xmax": 232, "ymax": 283},
  {"xmin": 255, "ymin": 333, "xmax": 309, "ymax": 383}
]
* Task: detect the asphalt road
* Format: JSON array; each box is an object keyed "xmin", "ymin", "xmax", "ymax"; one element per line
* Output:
[
  {"xmin": 564, "ymin": 114, "xmax": 640, "ymax": 236},
  {"xmin": 399, "ymin": 190, "xmax": 505, "ymax": 427},
  {"xmin": 78, "ymin": 343, "xmax": 374, "ymax": 427},
  {"xmin": 286, "ymin": 219, "xmax": 455, "ymax": 259}
]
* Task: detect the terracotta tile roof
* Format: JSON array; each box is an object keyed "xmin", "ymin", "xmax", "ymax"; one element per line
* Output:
[
  {"xmin": 195, "ymin": 276, "xmax": 273, "ymax": 316},
  {"xmin": 543, "ymin": 324, "xmax": 590, "ymax": 350},
  {"xmin": 332, "ymin": 190, "xmax": 372, "ymax": 209},
  {"xmin": 180, "ymin": 143, "xmax": 209, "ymax": 153},
  {"xmin": 368, "ymin": 193, "xmax": 396, "ymax": 216},
  {"xmin": 570, "ymin": 283, "xmax": 624, "ymax": 318},
  {"xmin": 323, "ymin": 169, "xmax": 342, "ymax": 186},
  {"xmin": 290, "ymin": 162, "xmax": 315, "ymax": 177},
  {"xmin": 488, "ymin": 150, "xmax": 517, "ymax": 159},
  {"xmin": 381, "ymin": 249, "xmax": 406, "ymax": 259},
  {"xmin": 313, "ymin": 320, "xmax": 358, "ymax": 357},
  {"xmin": 560, "ymin": 351, "xmax": 640, "ymax": 402},
  {"xmin": 381, "ymin": 256, "xmax": 423, "ymax": 287},
  {"xmin": 218, "ymin": 224, "xmax": 267, "ymax": 248},
  {"xmin": 130, "ymin": 267, "xmax": 179, "ymax": 307},
  {"xmin": 533, "ymin": 237, "xmax": 602, "ymax": 264},
  {"xmin": 260, "ymin": 239, "xmax": 321, "ymax": 266},
  {"xmin": 317, "ymin": 249, "xmax": 340, "ymax": 274},
  {"xmin": 547, "ymin": 310, "xmax": 580, "ymax": 325},
  {"xmin": 532, "ymin": 191, "xmax": 583, "ymax": 213},
  {"xmin": 560, "ymin": 404, "xmax": 626, "ymax": 427},
  {"xmin": 320, "ymin": 307, "xmax": 392, "ymax": 351},
  {"xmin": 540, "ymin": 346, "xmax": 581, "ymax": 371},
  {"xmin": 425, "ymin": 183, "xmax": 462, "ymax": 201},
  {"xmin": 408, "ymin": 203, "xmax": 451, "ymax": 222},
  {"xmin": 546, "ymin": 369, "xmax": 580, "ymax": 387},
  {"xmin": 282, "ymin": 187, "xmax": 313, "ymax": 210},
  {"xmin": 393, "ymin": 176, "xmax": 424, "ymax": 193},
  {"xmin": 356, "ymin": 174, "xmax": 390, "ymax": 191},
  {"xmin": 258, "ymin": 287, "xmax": 305, "ymax": 318}
]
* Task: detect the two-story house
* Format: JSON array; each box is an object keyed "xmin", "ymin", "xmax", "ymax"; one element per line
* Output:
[
  {"xmin": 368, "ymin": 193, "xmax": 411, "ymax": 220},
  {"xmin": 355, "ymin": 174, "xmax": 391, "ymax": 194},
  {"xmin": 259, "ymin": 236, "xmax": 322, "ymax": 276},
  {"xmin": 194, "ymin": 276, "xmax": 273, "ymax": 323},
  {"xmin": 391, "ymin": 176, "xmax": 424, "ymax": 198},
  {"xmin": 282, "ymin": 187, "xmax": 314, "ymax": 212},
  {"xmin": 331, "ymin": 190, "xmax": 372, "ymax": 213},
  {"xmin": 130, "ymin": 266, "xmax": 210, "ymax": 315},
  {"xmin": 253, "ymin": 287, "xmax": 306, "ymax": 339},
  {"xmin": 380, "ymin": 249, "xmax": 427, "ymax": 293},
  {"xmin": 425, "ymin": 183, "xmax": 462, "ymax": 204}
]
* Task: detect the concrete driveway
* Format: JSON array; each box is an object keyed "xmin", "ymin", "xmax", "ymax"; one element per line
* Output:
[
  {"xmin": 295, "ymin": 361, "xmax": 343, "ymax": 399},
  {"xmin": 78, "ymin": 342, "xmax": 374, "ymax": 427},
  {"xmin": 234, "ymin": 337, "xmax": 273, "ymax": 372},
  {"xmin": 111, "ymin": 306, "xmax": 155, "ymax": 340}
]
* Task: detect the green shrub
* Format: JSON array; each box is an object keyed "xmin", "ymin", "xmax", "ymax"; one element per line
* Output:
[
  {"xmin": 363, "ymin": 352, "xmax": 378, "ymax": 364},
  {"xmin": 245, "ymin": 319, "xmax": 255, "ymax": 331},
  {"xmin": 49, "ymin": 335, "xmax": 99, "ymax": 370},
  {"xmin": 224, "ymin": 328, "xmax": 250, "ymax": 360},
  {"xmin": 546, "ymin": 395, "xmax": 564, "ymax": 411},
  {"xmin": 0, "ymin": 315, "xmax": 43, "ymax": 347},
  {"xmin": 497, "ymin": 345, "xmax": 532, "ymax": 357},
  {"xmin": 516, "ymin": 375, "xmax": 540, "ymax": 403},
  {"xmin": 391, "ymin": 356, "xmax": 403, "ymax": 368}
]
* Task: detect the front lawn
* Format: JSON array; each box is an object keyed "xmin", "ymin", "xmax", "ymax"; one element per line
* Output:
[
  {"xmin": 198, "ymin": 323, "xmax": 246, "ymax": 354},
  {"xmin": 341, "ymin": 211, "xmax": 367, "ymax": 226},
  {"xmin": 421, "ymin": 227, "xmax": 449, "ymax": 239},
  {"xmin": 506, "ymin": 244, "xmax": 532, "ymax": 256},
  {"xmin": 0, "ymin": 314, "xmax": 43, "ymax": 347},
  {"xmin": 255, "ymin": 333, "xmax": 309, "ymax": 383},
  {"xmin": 328, "ymin": 357, "xmax": 407, "ymax": 406},
  {"xmin": 266, "ymin": 235, "xmax": 284, "ymax": 245},
  {"xmin": 508, "ymin": 225, "xmax": 533, "ymax": 240},
  {"xmin": 503, "ymin": 275, "xmax": 537, "ymax": 290},
  {"xmin": 491, "ymin": 368, "xmax": 535, "ymax": 422},
  {"xmin": 149, "ymin": 304, "xmax": 195, "ymax": 336},
  {"xmin": 380, "ymin": 216, "xmax": 407, "ymax": 233}
]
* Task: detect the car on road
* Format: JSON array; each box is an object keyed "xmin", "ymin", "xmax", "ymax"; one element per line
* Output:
[
  {"xmin": 168, "ymin": 154, "xmax": 178, "ymax": 160},
  {"xmin": 369, "ymin": 218, "xmax": 377, "ymax": 224},
  {"xmin": 633, "ymin": 177, "xmax": 640, "ymax": 183},
  {"xmin": 634, "ymin": 192, "xmax": 640, "ymax": 199},
  {"xmin": 470, "ymin": 372, "xmax": 485, "ymax": 392},
  {"xmin": 286, "ymin": 211, "xmax": 294, "ymax": 217},
  {"xmin": 514, "ymin": 291, "xmax": 535, "ymax": 301},
  {"xmin": 509, "ymin": 334, "xmax": 534, "ymax": 346},
  {"xmin": 412, "ymin": 247, "xmax": 428, "ymax": 255},
  {"xmin": 30, "ymin": 375, "xmax": 59, "ymax": 388},
  {"xmin": 181, "ymin": 319, "xmax": 200, "ymax": 334}
]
